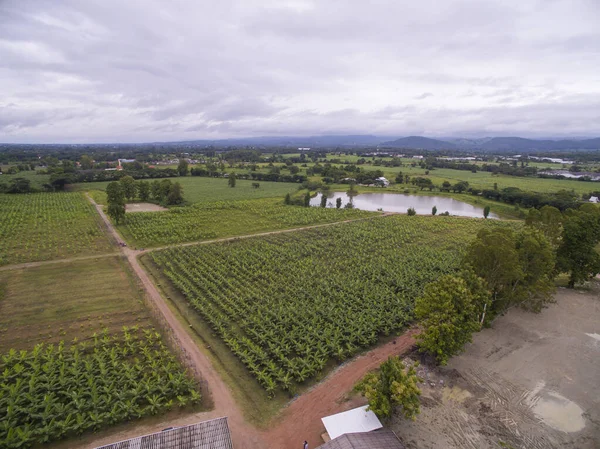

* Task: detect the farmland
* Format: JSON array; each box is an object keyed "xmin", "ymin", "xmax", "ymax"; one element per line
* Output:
[
  {"xmin": 0, "ymin": 192, "xmax": 114, "ymax": 266},
  {"xmin": 0, "ymin": 256, "xmax": 153, "ymax": 351},
  {"xmin": 74, "ymin": 176, "xmax": 299, "ymax": 204},
  {"xmin": 0, "ymin": 327, "xmax": 201, "ymax": 448},
  {"xmin": 149, "ymin": 215, "xmax": 519, "ymax": 395},
  {"xmin": 118, "ymin": 199, "xmax": 375, "ymax": 247}
]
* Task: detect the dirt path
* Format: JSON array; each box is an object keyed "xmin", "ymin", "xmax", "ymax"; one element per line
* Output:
[
  {"xmin": 83, "ymin": 196, "xmax": 416, "ymax": 449},
  {"xmin": 0, "ymin": 252, "xmax": 118, "ymax": 272}
]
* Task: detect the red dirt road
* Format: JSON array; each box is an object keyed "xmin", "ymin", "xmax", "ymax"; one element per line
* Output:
[{"xmin": 83, "ymin": 195, "xmax": 417, "ymax": 449}]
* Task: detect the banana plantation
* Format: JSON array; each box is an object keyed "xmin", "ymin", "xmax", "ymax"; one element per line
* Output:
[
  {"xmin": 0, "ymin": 327, "xmax": 201, "ymax": 448},
  {"xmin": 151, "ymin": 215, "xmax": 517, "ymax": 396}
]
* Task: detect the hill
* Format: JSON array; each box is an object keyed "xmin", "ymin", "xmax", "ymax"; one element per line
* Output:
[{"xmin": 381, "ymin": 136, "xmax": 457, "ymax": 150}]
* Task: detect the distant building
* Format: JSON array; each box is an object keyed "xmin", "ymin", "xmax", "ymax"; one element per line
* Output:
[
  {"xmin": 590, "ymin": 196, "xmax": 599, "ymax": 203},
  {"xmin": 94, "ymin": 417, "xmax": 233, "ymax": 449},
  {"xmin": 298, "ymin": 147, "xmax": 311, "ymax": 151},
  {"xmin": 375, "ymin": 177, "xmax": 390, "ymax": 187}
]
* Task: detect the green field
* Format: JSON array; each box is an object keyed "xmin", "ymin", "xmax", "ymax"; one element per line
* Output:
[
  {"xmin": 0, "ymin": 256, "xmax": 152, "ymax": 351},
  {"xmin": 0, "ymin": 168, "xmax": 51, "ymax": 189},
  {"xmin": 74, "ymin": 177, "xmax": 299, "ymax": 204},
  {"xmin": 0, "ymin": 327, "xmax": 201, "ymax": 448},
  {"xmin": 0, "ymin": 192, "xmax": 115, "ymax": 266},
  {"xmin": 117, "ymin": 199, "xmax": 375, "ymax": 247},
  {"xmin": 149, "ymin": 215, "xmax": 518, "ymax": 396}
]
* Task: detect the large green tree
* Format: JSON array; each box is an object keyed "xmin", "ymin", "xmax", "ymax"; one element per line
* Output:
[
  {"xmin": 167, "ymin": 182, "xmax": 184, "ymax": 205},
  {"xmin": 414, "ymin": 275, "xmax": 484, "ymax": 365},
  {"xmin": 137, "ymin": 181, "xmax": 150, "ymax": 201},
  {"xmin": 525, "ymin": 205, "xmax": 563, "ymax": 247},
  {"xmin": 356, "ymin": 356, "xmax": 421, "ymax": 419},
  {"xmin": 556, "ymin": 206, "xmax": 600, "ymax": 287},
  {"xmin": 177, "ymin": 158, "xmax": 189, "ymax": 176},
  {"xmin": 119, "ymin": 176, "xmax": 136, "ymax": 201},
  {"xmin": 106, "ymin": 181, "xmax": 126, "ymax": 224}
]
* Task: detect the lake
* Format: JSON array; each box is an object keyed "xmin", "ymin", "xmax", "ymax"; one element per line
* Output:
[{"xmin": 310, "ymin": 192, "xmax": 498, "ymax": 218}]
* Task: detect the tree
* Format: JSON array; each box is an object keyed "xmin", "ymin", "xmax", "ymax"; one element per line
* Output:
[
  {"xmin": 526, "ymin": 205, "xmax": 563, "ymax": 247},
  {"xmin": 465, "ymin": 228, "xmax": 555, "ymax": 319},
  {"xmin": 159, "ymin": 179, "xmax": 173, "ymax": 201},
  {"xmin": 407, "ymin": 207, "xmax": 416, "ymax": 216},
  {"xmin": 441, "ymin": 181, "xmax": 451, "ymax": 192},
  {"xmin": 355, "ymin": 356, "xmax": 421, "ymax": 420},
  {"xmin": 284, "ymin": 193, "xmax": 291, "ymax": 205},
  {"xmin": 228, "ymin": 173, "xmax": 236, "ymax": 188},
  {"xmin": 432, "ymin": 206, "xmax": 437, "ymax": 216},
  {"xmin": 557, "ymin": 207, "xmax": 600, "ymax": 287},
  {"xmin": 106, "ymin": 182, "xmax": 126, "ymax": 224},
  {"xmin": 336, "ymin": 197, "xmax": 342, "ymax": 209},
  {"xmin": 167, "ymin": 182, "xmax": 184, "ymax": 205},
  {"xmin": 453, "ymin": 181, "xmax": 469, "ymax": 193},
  {"xmin": 289, "ymin": 165, "xmax": 300, "ymax": 175},
  {"xmin": 119, "ymin": 176, "xmax": 136, "ymax": 201},
  {"xmin": 415, "ymin": 275, "xmax": 484, "ymax": 365},
  {"xmin": 150, "ymin": 180, "xmax": 162, "ymax": 201},
  {"xmin": 320, "ymin": 194, "xmax": 327, "ymax": 208},
  {"xmin": 483, "ymin": 205, "xmax": 490, "ymax": 219},
  {"xmin": 177, "ymin": 159, "xmax": 189, "ymax": 176},
  {"xmin": 303, "ymin": 192, "xmax": 311, "ymax": 207},
  {"xmin": 137, "ymin": 181, "xmax": 150, "ymax": 201},
  {"xmin": 80, "ymin": 154, "xmax": 94, "ymax": 170}
]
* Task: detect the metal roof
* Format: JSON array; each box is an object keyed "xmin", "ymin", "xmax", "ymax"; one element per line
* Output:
[
  {"xmin": 316, "ymin": 430, "xmax": 405, "ymax": 449},
  {"xmin": 94, "ymin": 417, "xmax": 233, "ymax": 449},
  {"xmin": 321, "ymin": 406, "xmax": 383, "ymax": 440}
]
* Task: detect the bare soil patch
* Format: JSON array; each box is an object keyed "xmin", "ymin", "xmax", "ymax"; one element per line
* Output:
[
  {"xmin": 125, "ymin": 202, "xmax": 167, "ymax": 212},
  {"xmin": 392, "ymin": 283, "xmax": 600, "ymax": 449}
]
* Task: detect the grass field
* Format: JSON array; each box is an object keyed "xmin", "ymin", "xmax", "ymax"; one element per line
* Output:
[
  {"xmin": 0, "ymin": 192, "xmax": 115, "ymax": 266},
  {"xmin": 0, "ymin": 256, "xmax": 152, "ymax": 351},
  {"xmin": 149, "ymin": 215, "xmax": 519, "ymax": 397},
  {"xmin": 0, "ymin": 168, "xmax": 51, "ymax": 189},
  {"xmin": 117, "ymin": 198, "xmax": 375, "ymax": 247},
  {"xmin": 74, "ymin": 177, "xmax": 299, "ymax": 204}
]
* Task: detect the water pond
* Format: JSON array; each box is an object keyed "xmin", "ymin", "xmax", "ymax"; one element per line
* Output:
[{"xmin": 310, "ymin": 192, "xmax": 498, "ymax": 218}]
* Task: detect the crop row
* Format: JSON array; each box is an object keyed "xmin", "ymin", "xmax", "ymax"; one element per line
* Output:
[
  {"xmin": 120, "ymin": 199, "xmax": 374, "ymax": 247},
  {"xmin": 0, "ymin": 193, "xmax": 114, "ymax": 266},
  {"xmin": 151, "ymin": 215, "xmax": 518, "ymax": 395},
  {"xmin": 0, "ymin": 327, "xmax": 201, "ymax": 448}
]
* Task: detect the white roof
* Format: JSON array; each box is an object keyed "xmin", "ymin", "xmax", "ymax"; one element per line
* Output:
[
  {"xmin": 590, "ymin": 196, "xmax": 599, "ymax": 203},
  {"xmin": 321, "ymin": 406, "xmax": 383, "ymax": 440}
]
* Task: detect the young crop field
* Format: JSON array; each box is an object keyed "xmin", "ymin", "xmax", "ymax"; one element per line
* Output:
[
  {"xmin": 0, "ymin": 192, "xmax": 114, "ymax": 266},
  {"xmin": 0, "ymin": 256, "xmax": 153, "ymax": 352},
  {"xmin": 74, "ymin": 177, "xmax": 300, "ymax": 204},
  {"xmin": 118, "ymin": 199, "xmax": 375, "ymax": 247},
  {"xmin": 0, "ymin": 327, "xmax": 201, "ymax": 448},
  {"xmin": 150, "ymin": 215, "xmax": 519, "ymax": 395}
]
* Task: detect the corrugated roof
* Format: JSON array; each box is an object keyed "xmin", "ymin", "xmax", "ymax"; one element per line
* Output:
[
  {"xmin": 316, "ymin": 430, "xmax": 405, "ymax": 449},
  {"xmin": 94, "ymin": 417, "xmax": 233, "ymax": 449}
]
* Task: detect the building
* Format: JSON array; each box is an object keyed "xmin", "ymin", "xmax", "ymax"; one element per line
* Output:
[
  {"xmin": 94, "ymin": 417, "xmax": 233, "ymax": 449},
  {"xmin": 375, "ymin": 177, "xmax": 390, "ymax": 187},
  {"xmin": 316, "ymin": 430, "xmax": 405, "ymax": 449}
]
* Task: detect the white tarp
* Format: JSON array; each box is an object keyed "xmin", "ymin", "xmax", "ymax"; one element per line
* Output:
[{"xmin": 321, "ymin": 406, "xmax": 383, "ymax": 440}]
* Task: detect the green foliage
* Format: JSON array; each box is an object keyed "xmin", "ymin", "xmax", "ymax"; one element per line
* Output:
[
  {"xmin": 557, "ymin": 205, "xmax": 600, "ymax": 287},
  {"xmin": 106, "ymin": 182, "xmax": 126, "ymax": 224},
  {"xmin": 119, "ymin": 176, "xmax": 136, "ymax": 201},
  {"xmin": 166, "ymin": 182, "xmax": 184, "ymax": 205},
  {"xmin": 228, "ymin": 173, "xmax": 237, "ymax": 188},
  {"xmin": 525, "ymin": 205, "xmax": 563, "ymax": 247},
  {"xmin": 414, "ymin": 275, "xmax": 484, "ymax": 365},
  {"xmin": 356, "ymin": 357, "xmax": 421, "ymax": 419},
  {"xmin": 150, "ymin": 215, "xmax": 516, "ymax": 391},
  {"xmin": 177, "ymin": 159, "xmax": 189, "ymax": 176},
  {"xmin": 137, "ymin": 181, "xmax": 150, "ymax": 201},
  {"xmin": 407, "ymin": 207, "xmax": 416, "ymax": 216},
  {"xmin": 120, "ymin": 199, "xmax": 372, "ymax": 247},
  {"xmin": 284, "ymin": 193, "xmax": 291, "ymax": 205},
  {"xmin": 483, "ymin": 205, "xmax": 490, "ymax": 218},
  {"xmin": 0, "ymin": 193, "xmax": 113, "ymax": 266},
  {"xmin": 303, "ymin": 191, "xmax": 311, "ymax": 207},
  {"xmin": 320, "ymin": 194, "xmax": 328, "ymax": 208},
  {"xmin": 432, "ymin": 205, "xmax": 437, "ymax": 216},
  {"xmin": 465, "ymin": 227, "xmax": 555, "ymax": 317},
  {"xmin": 0, "ymin": 328, "xmax": 200, "ymax": 448}
]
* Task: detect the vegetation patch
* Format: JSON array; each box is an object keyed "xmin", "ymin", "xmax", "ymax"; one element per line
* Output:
[
  {"xmin": 0, "ymin": 327, "xmax": 201, "ymax": 448},
  {"xmin": 0, "ymin": 256, "xmax": 153, "ymax": 351},
  {"xmin": 0, "ymin": 192, "xmax": 114, "ymax": 266},
  {"xmin": 150, "ymin": 215, "xmax": 518, "ymax": 395},
  {"xmin": 118, "ymin": 199, "xmax": 375, "ymax": 247}
]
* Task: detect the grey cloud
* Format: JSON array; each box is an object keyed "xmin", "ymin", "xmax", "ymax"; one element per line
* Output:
[{"xmin": 0, "ymin": 0, "xmax": 599, "ymax": 143}]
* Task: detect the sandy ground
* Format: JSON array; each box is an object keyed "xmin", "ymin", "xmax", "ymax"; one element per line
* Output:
[
  {"xmin": 392, "ymin": 283, "xmax": 600, "ymax": 449},
  {"xmin": 125, "ymin": 203, "xmax": 168, "ymax": 212}
]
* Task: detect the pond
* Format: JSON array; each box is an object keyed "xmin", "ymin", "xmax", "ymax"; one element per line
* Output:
[{"xmin": 310, "ymin": 192, "xmax": 498, "ymax": 218}]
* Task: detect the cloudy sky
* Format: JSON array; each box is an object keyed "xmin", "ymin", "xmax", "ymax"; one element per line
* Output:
[{"xmin": 1, "ymin": 0, "xmax": 599, "ymax": 143}]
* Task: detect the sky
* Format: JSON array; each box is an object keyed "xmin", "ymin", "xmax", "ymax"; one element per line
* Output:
[{"xmin": 1, "ymin": 0, "xmax": 599, "ymax": 143}]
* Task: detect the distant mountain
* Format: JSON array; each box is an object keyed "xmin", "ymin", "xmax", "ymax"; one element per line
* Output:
[
  {"xmin": 169, "ymin": 135, "xmax": 388, "ymax": 147},
  {"xmin": 381, "ymin": 136, "xmax": 456, "ymax": 150},
  {"xmin": 478, "ymin": 137, "xmax": 600, "ymax": 152}
]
